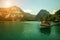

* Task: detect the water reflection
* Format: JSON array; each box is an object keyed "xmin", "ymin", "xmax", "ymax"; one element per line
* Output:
[
  {"xmin": 51, "ymin": 23, "xmax": 60, "ymax": 38},
  {"xmin": 40, "ymin": 26, "xmax": 51, "ymax": 35}
]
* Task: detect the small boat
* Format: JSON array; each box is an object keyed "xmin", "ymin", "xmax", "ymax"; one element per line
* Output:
[
  {"xmin": 54, "ymin": 19, "xmax": 60, "ymax": 23},
  {"xmin": 41, "ymin": 23, "xmax": 50, "ymax": 26},
  {"xmin": 41, "ymin": 21, "xmax": 51, "ymax": 26}
]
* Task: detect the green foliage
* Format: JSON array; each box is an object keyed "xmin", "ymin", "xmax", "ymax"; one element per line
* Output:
[{"xmin": 40, "ymin": 9, "xmax": 60, "ymax": 22}]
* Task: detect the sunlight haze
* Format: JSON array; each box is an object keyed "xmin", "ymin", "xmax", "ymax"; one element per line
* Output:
[{"xmin": 0, "ymin": 0, "xmax": 60, "ymax": 15}]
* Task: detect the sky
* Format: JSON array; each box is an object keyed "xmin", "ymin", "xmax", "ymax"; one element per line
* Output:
[{"xmin": 0, "ymin": 0, "xmax": 60, "ymax": 15}]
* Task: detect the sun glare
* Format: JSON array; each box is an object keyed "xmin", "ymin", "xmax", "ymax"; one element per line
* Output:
[
  {"xmin": 4, "ymin": 1, "xmax": 13, "ymax": 7},
  {"xmin": 5, "ymin": 2, "xmax": 12, "ymax": 7}
]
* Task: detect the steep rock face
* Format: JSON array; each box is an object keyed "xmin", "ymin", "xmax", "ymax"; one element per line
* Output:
[
  {"xmin": 35, "ymin": 9, "xmax": 50, "ymax": 21},
  {"xmin": 0, "ymin": 6, "xmax": 24, "ymax": 21}
]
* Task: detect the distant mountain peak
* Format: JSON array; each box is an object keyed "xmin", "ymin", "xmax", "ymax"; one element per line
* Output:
[
  {"xmin": 9, "ymin": 6, "xmax": 20, "ymax": 9},
  {"xmin": 35, "ymin": 9, "xmax": 50, "ymax": 20},
  {"xmin": 10, "ymin": 5, "xmax": 18, "ymax": 7}
]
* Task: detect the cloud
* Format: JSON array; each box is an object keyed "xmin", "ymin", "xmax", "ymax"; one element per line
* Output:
[
  {"xmin": 23, "ymin": 9, "xmax": 35, "ymax": 15},
  {"xmin": 52, "ymin": 10, "xmax": 57, "ymax": 14},
  {"xmin": 23, "ymin": 9, "xmax": 32, "ymax": 13}
]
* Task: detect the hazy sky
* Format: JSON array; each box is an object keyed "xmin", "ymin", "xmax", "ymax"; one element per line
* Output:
[{"xmin": 0, "ymin": 0, "xmax": 60, "ymax": 15}]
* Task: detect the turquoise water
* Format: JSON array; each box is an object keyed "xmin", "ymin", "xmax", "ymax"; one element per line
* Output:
[{"xmin": 0, "ymin": 21, "xmax": 60, "ymax": 40}]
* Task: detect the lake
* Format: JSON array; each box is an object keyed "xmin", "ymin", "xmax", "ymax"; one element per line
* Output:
[{"xmin": 0, "ymin": 21, "xmax": 60, "ymax": 40}]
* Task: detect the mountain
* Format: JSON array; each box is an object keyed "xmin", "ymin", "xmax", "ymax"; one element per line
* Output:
[
  {"xmin": 54, "ymin": 9, "xmax": 60, "ymax": 22},
  {"xmin": 55, "ymin": 9, "xmax": 60, "ymax": 15},
  {"xmin": 35, "ymin": 9, "xmax": 50, "ymax": 21},
  {"xmin": 0, "ymin": 6, "xmax": 25, "ymax": 21},
  {"xmin": 0, "ymin": 6, "xmax": 35, "ymax": 21},
  {"xmin": 22, "ymin": 12, "xmax": 35, "ymax": 21}
]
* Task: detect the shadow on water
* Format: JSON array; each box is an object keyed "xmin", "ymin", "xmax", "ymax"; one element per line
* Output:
[{"xmin": 40, "ymin": 26, "xmax": 51, "ymax": 35}]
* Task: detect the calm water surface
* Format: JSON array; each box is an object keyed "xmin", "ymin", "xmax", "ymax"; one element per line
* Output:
[{"xmin": 0, "ymin": 21, "xmax": 60, "ymax": 40}]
